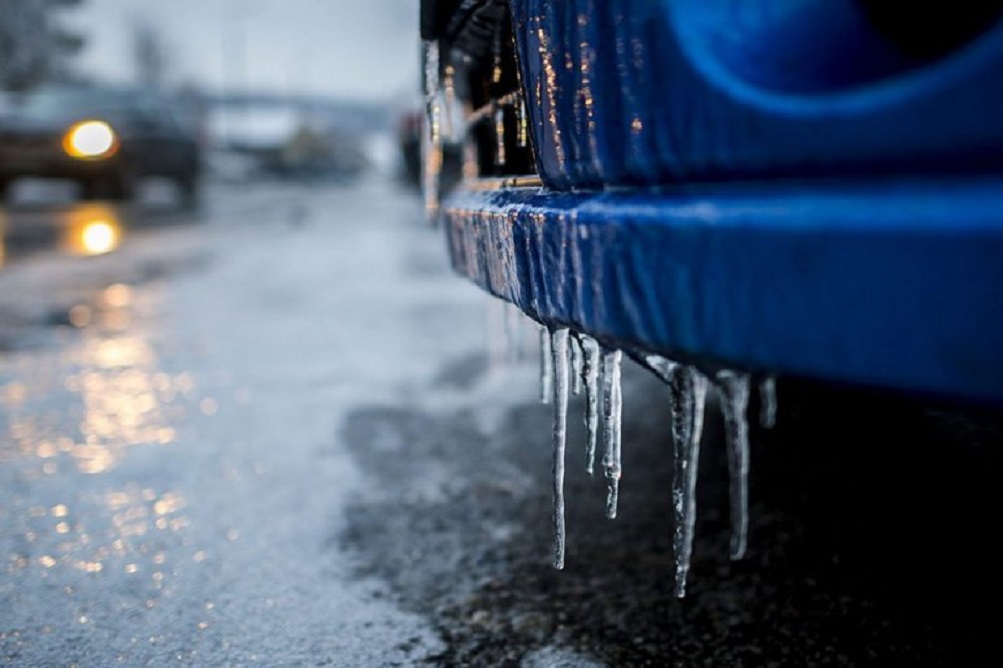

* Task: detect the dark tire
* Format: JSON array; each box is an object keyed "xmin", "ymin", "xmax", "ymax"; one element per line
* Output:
[{"xmin": 0, "ymin": 178, "xmax": 11, "ymax": 203}]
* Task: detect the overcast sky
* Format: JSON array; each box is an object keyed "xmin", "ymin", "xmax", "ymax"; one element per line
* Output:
[{"xmin": 67, "ymin": 0, "xmax": 420, "ymax": 102}]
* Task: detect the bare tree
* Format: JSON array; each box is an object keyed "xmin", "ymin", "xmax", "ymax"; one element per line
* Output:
[{"xmin": 0, "ymin": 0, "xmax": 85, "ymax": 91}]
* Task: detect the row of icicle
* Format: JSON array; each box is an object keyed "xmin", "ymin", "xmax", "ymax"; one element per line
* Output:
[
  {"xmin": 422, "ymin": 39, "xmax": 532, "ymax": 225},
  {"xmin": 430, "ymin": 21, "xmax": 781, "ymax": 592},
  {"xmin": 514, "ymin": 306, "xmax": 776, "ymax": 598}
]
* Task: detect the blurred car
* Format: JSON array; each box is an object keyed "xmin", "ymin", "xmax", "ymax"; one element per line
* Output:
[{"xmin": 0, "ymin": 85, "xmax": 202, "ymax": 203}]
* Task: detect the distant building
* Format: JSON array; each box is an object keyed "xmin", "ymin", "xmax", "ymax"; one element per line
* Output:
[{"xmin": 204, "ymin": 93, "xmax": 379, "ymax": 178}]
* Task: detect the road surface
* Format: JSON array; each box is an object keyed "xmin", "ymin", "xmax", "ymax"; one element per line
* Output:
[{"xmin": 1, "ymin": 177, "xmax": 999, "ymax": 666}]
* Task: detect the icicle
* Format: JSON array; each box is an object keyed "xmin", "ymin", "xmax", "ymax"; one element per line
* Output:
[
  {"xmin": 570, "ymin": 333, "xmax": 583, "ymax": 395},
  {"xmin": 422, "ymin": 41, "xmax": 441, "ymax": 143},
  {"xmin": 580, "ymin": 336, "xmax": 600, "ymax": 476},
  {"xmin": 462, "ymin": 131, "xmax": 479, "ymax": 180},
  {"xmin": 492, "ymin": 28, "xmax": 503, "ymax": 85},
  {"xmin": 539, "ymin": 326, "xmax": 553, "ymax": 404},
  {"xmin": 668, "ymin": 365, "xmax": 708, "ymax": 599},
  {"xmin": 600, "ymin": 349, "xmax": 623, "ymax": 519},
  {"xmin": 421, "ymin": 40, "xmax": 443, "ymax": 224},
  {"xmin": 442, "ymin": 64, "xmax": 456, "ymax": 140},
  {"xmin": 759, "ymin": 376, "xmax": 777, "ymax": 429},
  {"xmin": 495, "ymin": 106, "xmax": 507, "ymax": 168},
  {"xmin": 503, "ymin": 302, "xmax": 524, "ymax": 361},
  {"xmin": 550, "ymin": 328, "xmax": 570, "ymax": 570},
  {"xmin": 715, "ymin": 370, "xmax": 751, "ymax": 561},
  {"xmin": 517, "ymin": 95, "xmax": 529, "ymax": 148}
]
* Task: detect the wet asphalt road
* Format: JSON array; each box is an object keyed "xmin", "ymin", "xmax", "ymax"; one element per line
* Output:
[{"xmin": 1, "ymin": 177, "xmax": 1001, "ymax": 666}]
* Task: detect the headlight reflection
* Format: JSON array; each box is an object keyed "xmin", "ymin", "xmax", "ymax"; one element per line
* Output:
[{"xmin": 61, "ymin": 204, "xmax": 123, "ymax": 256}]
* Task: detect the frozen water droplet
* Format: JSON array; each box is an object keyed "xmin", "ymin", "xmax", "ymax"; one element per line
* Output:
[
  {"xmin": 667, "ymin": 364, "xmax": 708, "ymax": 599},
  {"xmin": 600, "ymin": 349, "xmax": 623, "ymax": 519},
  {"xmin": 759, "ymin": 376, "xmax": 777, "ymax": 429},
  {"xmin": 550, "ymin": 328, "xmax": 570, "ymax": 570},
  {"xmin": 570, "ymin": 333, "xmax": 583, "ymax": 396},
  {"xmin": 580, "ymin": 336, "xmax": 601, "ymax": 476},
  {"xmin": 495, "ymin": 107, "xmax": 507, "ymax": 168},
  {"xmin": 539, "ymin": 326, "xmax": 553, "ymax": 404},
  {"xmin": 715, "ymin": 370, "xmax": 751, "ymax": 561}
]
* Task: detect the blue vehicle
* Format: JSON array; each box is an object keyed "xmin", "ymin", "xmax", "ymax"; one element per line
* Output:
[
  {"xmin": 423, "ymin": 0, "xmax": 1003, "ymax": 407},
  {"xmin": 422, "ymin": 1, "xmax": 1003, "ymax": 593}
]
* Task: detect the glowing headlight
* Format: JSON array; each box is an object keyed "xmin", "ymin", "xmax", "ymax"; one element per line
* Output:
[{"xmin": 63, "ymin": 120, "xmax": 117, "ymax": 159}]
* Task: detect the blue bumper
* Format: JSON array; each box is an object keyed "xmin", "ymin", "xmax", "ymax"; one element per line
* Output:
[
  {"xmin": 445, "ymin": 181, "xmax": 1003, "ymax": 404},
  {"xmin": 438, "ymin": 1, "xmax": 1003, "ymax": 404}
]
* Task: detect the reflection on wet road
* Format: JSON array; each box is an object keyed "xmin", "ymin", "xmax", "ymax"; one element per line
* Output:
[
  {"xmin": 60, "ymin": 205, "xmax": 123, "ymax": 257},
  {"xmin": 0, "ymin": 178, "xmax": 458, "ymax": 665},
  {"xmin": 0, "ymin": 262, "xmax": 205, "ymax": 660},
  {"xmin": 3, "ymin": 290, "xmax": 182, "ymax": 476},
  {"xmin": 1, "ymin": 198, "xmax": 189, "ymax": 269}
]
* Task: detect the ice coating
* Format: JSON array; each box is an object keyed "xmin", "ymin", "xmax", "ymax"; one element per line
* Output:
[
  {"xmin": 715, "ymin": 371, "xmax": 751, "ymax": 560},
  {"xmin": 759, "ymin": 376, "xmax": 777, "ymax": 429},
  {"xmin": 570, "ymin": 333, "xmax": 583, "ymax": 395},
  {"xmin": 550, "ymin": 328, "xmax": 570, "ymax": 570},
  {"xmin": 539, "ymin": 326, "xmax": 553, "ymax": 404},
  {"xmin": 600, "ymin": 349, "xmax": 623, "ymax": 519},
  {"xmin": 580, "ymin": 335, "xmax": 600, "ymax": 476},
  {"xmin": 643, "ymin": 354, "xmax": 677, "ymax": 384},
  {"xmin": 421, "ymin": 40, "xmax": 442, "ymax": 224},
  {"xmin": 668, "ymin": 364, "xmax": 709, "ymax": 598}
]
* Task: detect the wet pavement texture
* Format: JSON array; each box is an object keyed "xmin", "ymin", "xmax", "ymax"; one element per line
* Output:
[
  {"xmin": 1, "ymin": 177, "xmax": 1001, "ymax": 666},
  {"xmin": 343, "ymin": 368, "xmax": 1002, "ymax": 667}
]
